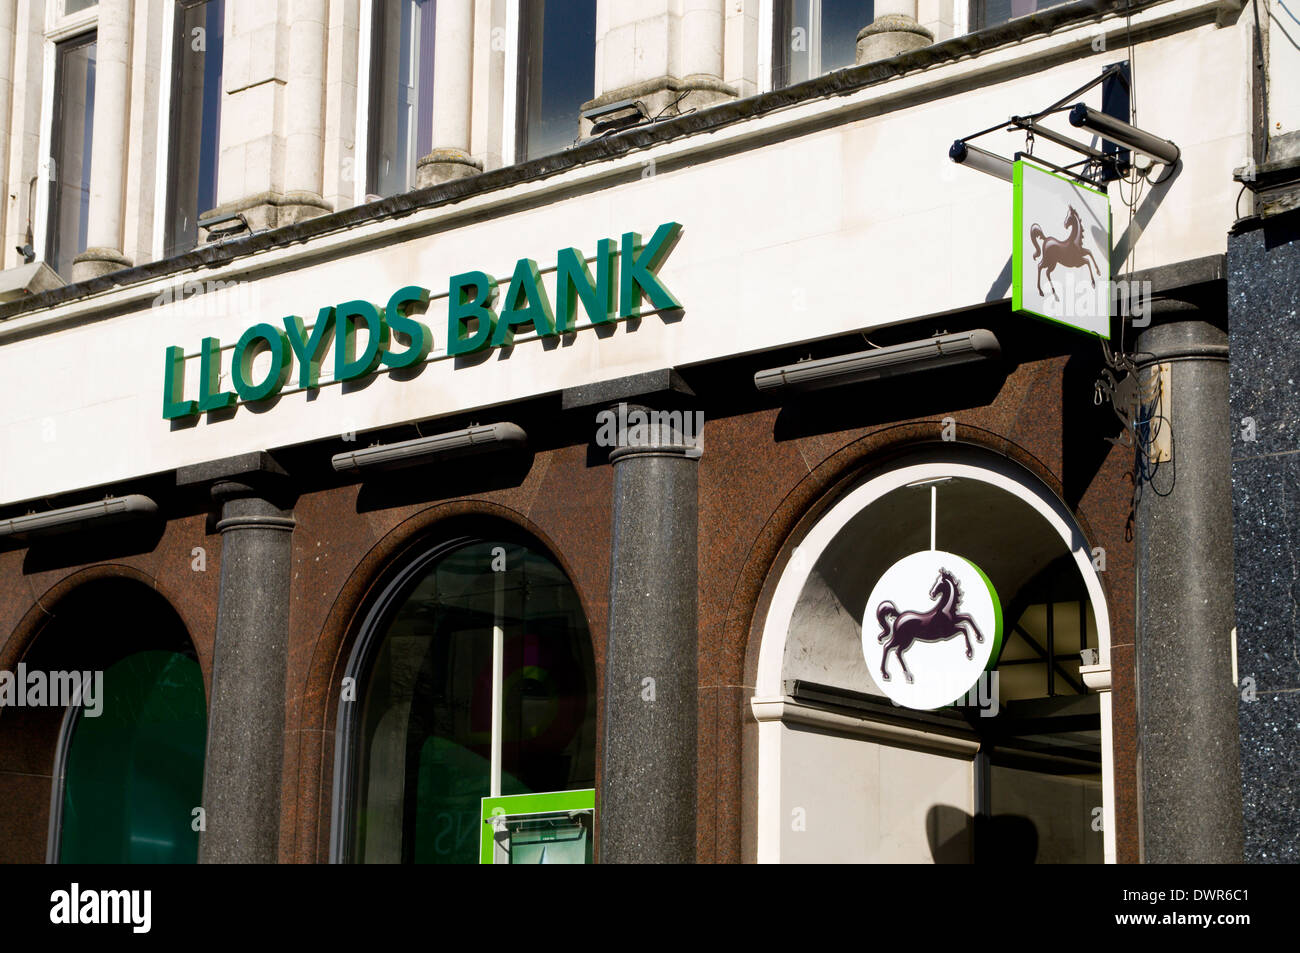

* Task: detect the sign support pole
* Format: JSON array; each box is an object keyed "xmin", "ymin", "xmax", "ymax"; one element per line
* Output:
[
  {"xmin": 930, "ymin": 485, "xmax": 937, "ymax": 552},
  {"xmin": 490, "ymin": 566, "xmax": 504, "ymax": 798}
]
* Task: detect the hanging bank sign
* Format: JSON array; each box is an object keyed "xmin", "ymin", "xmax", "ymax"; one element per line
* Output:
[
  {"xmin": 862, "ymin": 551, "xmax": 1004, "ymax": 710},
  {"xmin": 160, "ymin": 222, "xmax": 683, "ymax": 420},
  {"xmin": 1012, "ymin": 160, "xmax": 1111, "ymax": 339}
]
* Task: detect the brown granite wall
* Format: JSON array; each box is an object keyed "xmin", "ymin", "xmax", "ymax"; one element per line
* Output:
[
  {"xmin": 0, "ymin": 518, "xmax": 219, "ymax": 863},
  {"xmin": 0, "ymin": 349, "xmax": 1137, "ymax": 864}
]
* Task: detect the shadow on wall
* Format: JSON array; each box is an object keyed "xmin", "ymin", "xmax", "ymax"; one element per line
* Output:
[{"xmin": 927, "ymin": 803, "xmax": 1039, "ymax": 863}]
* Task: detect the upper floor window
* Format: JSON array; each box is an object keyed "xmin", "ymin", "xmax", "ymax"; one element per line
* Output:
[
  {"xmin": 64, "ymin": 0, "xmax": 99, "ymax": 13},
  {"xmin": 368, "ymin": 0, "xmax": 436, "ymax": 197},
  {"xmin": 972, "ymin": 0, "xmax": 1076, "ymax": 30},
  {"xmin": 773, "ymin": 0, "xmax": 873, "ymax": 88},
  {"xmin": 516, "ymin": 0, "xmax": 596, "ymax": 162},
  {"xmin": 46, "ymin": 33, "xmax": 96, "ymax": 279},
  {"xmin": 165, "ymin": 0, "xmax": 225, "ymax": 257}
]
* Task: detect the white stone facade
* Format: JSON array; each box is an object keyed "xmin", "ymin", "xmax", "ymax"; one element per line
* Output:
[
  {"xmin": 2, "ymin": 0, "xmax": 1287, "ymax": 282},
  {"xmin": 0, "ymin": 0, "xmax": 1293, "ymax": 508}
]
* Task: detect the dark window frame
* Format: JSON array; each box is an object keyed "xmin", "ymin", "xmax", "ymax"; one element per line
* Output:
[
  {"xmin": 330, "ymin": 527, "xmax": 598, "ymax": 864},
  {"xmin": 164, "ymin": 0, "xmax": 225, "ymax": 258},
  {"xmin": 771, "ymin": 0, "xmax": 876, "ymax": 91},
  {"xmin": 45, "ymin": 30, "xmax": 97, "ymax": 278},
  {"xmin": 514, "ymin": 0, "xmax": 597, "ymax": 163},
  {"xmin": 970, "ymin": 0, "xmax": 1083, "ymax": 32}
]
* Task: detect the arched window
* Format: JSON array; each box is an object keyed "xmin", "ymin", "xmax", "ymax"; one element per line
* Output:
[
  {"xmin": 36, "ymin": 579, "xmax": 207, "ymax": 864},
  {"xmin": 334, "ymin": 532, "xmax": 598, "ymax": 864},
  {"xmin": 753, "ymin": 449, "xmax": 1113, "ymax": 863}
]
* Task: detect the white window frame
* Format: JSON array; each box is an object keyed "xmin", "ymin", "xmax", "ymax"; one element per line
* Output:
[
  {"xmin": 501, "ymin": 0, "xmax": 521, "ymax": 165},
  {"xmin": 757, "ymin": 0, "xmax": 775, "ymax": 94},
  {"xmin": 35, "ymin": 2, "xmax": 100, "ymax": 271},
  {"xmin": 954, "ymin": 0, "xmax": 971, "ymax": 36},
  {"xmin": 806, "ymin": 0, "xmax": 827, "ymax": 77},
  {"xmin": 354, "ymin": 0, "xmax": 375, "ymax": 206},
  {"xmin": 764, "ymin": 0, "xmax": 839, "ymax": 91},
  {"xmin": 355, "ymin": 0, "xmax": 442, "ymax": 202},
  {"xmin": 151, "ymin": 0, "xmax": 180, "ymax": 262}
]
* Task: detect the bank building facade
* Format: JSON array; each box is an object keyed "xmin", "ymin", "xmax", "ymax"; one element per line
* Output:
[{"xmin": 0, "ymin": 0, "xmax": 1295, "ymax": 865}]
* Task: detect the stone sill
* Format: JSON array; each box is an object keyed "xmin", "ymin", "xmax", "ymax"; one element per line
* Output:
[
  {"xmin": 1234, "ymin": 133, "xmax": 1300, "ymax": 222},
  {"xmin": 0, "ymin": 0, "xmax": 1194, "ymax": 322}
]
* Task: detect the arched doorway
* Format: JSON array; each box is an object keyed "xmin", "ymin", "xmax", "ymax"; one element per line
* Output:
[
  {"xmin": 752, "ymin": 449, "xmax": 1114, "ymax": 863},
  {"xmin": 331, "ymin": 530, "xmax": 598, "ymax": 864},
  {"xmin": 21, "ymin": 578, "xmax": 207, "ymax": 863}
]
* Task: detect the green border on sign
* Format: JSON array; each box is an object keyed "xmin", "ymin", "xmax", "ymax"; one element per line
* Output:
[
  {"xmin": 933, "ymin": 556, "xmax": 1005, "ymax": 709},
  {"xmin": 1012, "ymin": 160, "xmax": 1113, "ymax": 341},
  {"xmin": 960, "ymin": 556, "xmax": 1004, "ymax": 671},
  {"xmin": 479, "ymin": 788, "xmax": 596, "ymax": 864}
]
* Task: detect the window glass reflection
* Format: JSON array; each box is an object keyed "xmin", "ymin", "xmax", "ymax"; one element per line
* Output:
[
  {"xmin": 166, "ymin": 0, "xmax": 224, "ymax": 256},
  {"xmin": 517, "ymin": 0, "xmax": 597, "ymax": 160},
  {"xmin": 59, "ymin": 650, "xmax": 208, "ymax": 863},
  {"xmin": 47, "ymin": 34, "xmax": 96, "ymax": 279},
  {"xmin": 974, "ymin": 0, "xmax": 1076, "ymax": 30},
  {"xmin": 773, "ymin": 0, "xmax": 873, "ymax": 89},
  {"xmin": 369, "ymin": 0, "xmax": 437, "ymax": 197},
  {"xmin": 352, "ymin": 539, "xmax": 596, "ymax": 864}
]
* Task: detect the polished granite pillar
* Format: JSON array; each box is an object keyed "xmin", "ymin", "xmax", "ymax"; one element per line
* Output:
[
  {"xmin": 1133, "ymin": 293, "xmax": 1243, "ymax": 863},
  {"xmin": 564, "ymin": 370, "xmax": 700, "ymax": 863},
  {"xmin": 179, "ymin": 451, "xmax": 295, "ymax": 864}
]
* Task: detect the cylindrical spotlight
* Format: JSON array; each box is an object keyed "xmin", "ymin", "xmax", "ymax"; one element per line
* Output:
[
  {"xmin": 949, "ymin": 141, "xmax": 1015, "ymax": 182},
  {"xmin": 1068, "ymin": 104, "xmax": 1180, "ymax": 166}
]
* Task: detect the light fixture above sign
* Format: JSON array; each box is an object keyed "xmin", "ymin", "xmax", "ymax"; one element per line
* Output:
[
  {"xmin": 1067, "ymin": 104, "xmax": 1180, "ymax": 167},
  {"xmin": 943, "ymin": 65, "xmax": 1184, "ymax": 339},
  {"xmin": 947, "ymin": 63, "xmax": 1179, "ymax": 191}
]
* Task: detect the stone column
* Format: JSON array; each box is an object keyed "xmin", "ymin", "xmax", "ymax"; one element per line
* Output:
[
  {"xmin": 582, "ymin": 0, "xmax": 736, "ymax": 137},
  {"xmin": 1133, "ymin": 296, "xmax": 1243, "ymax": 863},
  {"xmin": 604, "ymin": 410, "xmax": 700, "ymax": 863},
  {"xmin": 563, "ymin": 371, "xmax": 700, "ymax": 863},
  {"xmin": 282, "ymin": 0, "xmax": 330, "ymax": 215},
  {"xmin": 71, "ymin": 0, "xmax": 133, "ymax": 281},
  {"xmin": 856, "ymin": 0, "xmax": 933, "ymax": 65},
  {"xmin": 679, "ymin": 0, "xmax": 725, "ymax": 91},
  {"xmin": 179, "ymin": 452, "xmax": 295, "ymax": 864},
  {"xmin": 203, "ymin": 0, "xmax": 330, "ymax": 238},
  {"xmin": 416, "ymin": 0, "xmax": 481, "ymax": 187}
]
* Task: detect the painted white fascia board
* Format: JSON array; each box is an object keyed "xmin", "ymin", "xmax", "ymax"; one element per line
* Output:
[{"xmin": 0, "ymin": 0, "xmax": 1234, "ymax": 343}]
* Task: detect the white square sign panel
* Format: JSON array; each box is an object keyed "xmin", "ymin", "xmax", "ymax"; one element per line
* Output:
[{"xmin": 1013, "ymin": 160, "xmax": 1112, "ymax": 339}]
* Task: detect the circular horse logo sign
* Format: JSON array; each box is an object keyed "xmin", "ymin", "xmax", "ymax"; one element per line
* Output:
[{"xmin": 862, "ymin": 551, "xmax": 1003, "ymax": 710}]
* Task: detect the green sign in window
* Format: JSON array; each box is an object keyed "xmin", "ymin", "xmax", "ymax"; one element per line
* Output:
[{"xmin": 479, "ymin": 789, "xmax": 595, "ymax": 864}]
